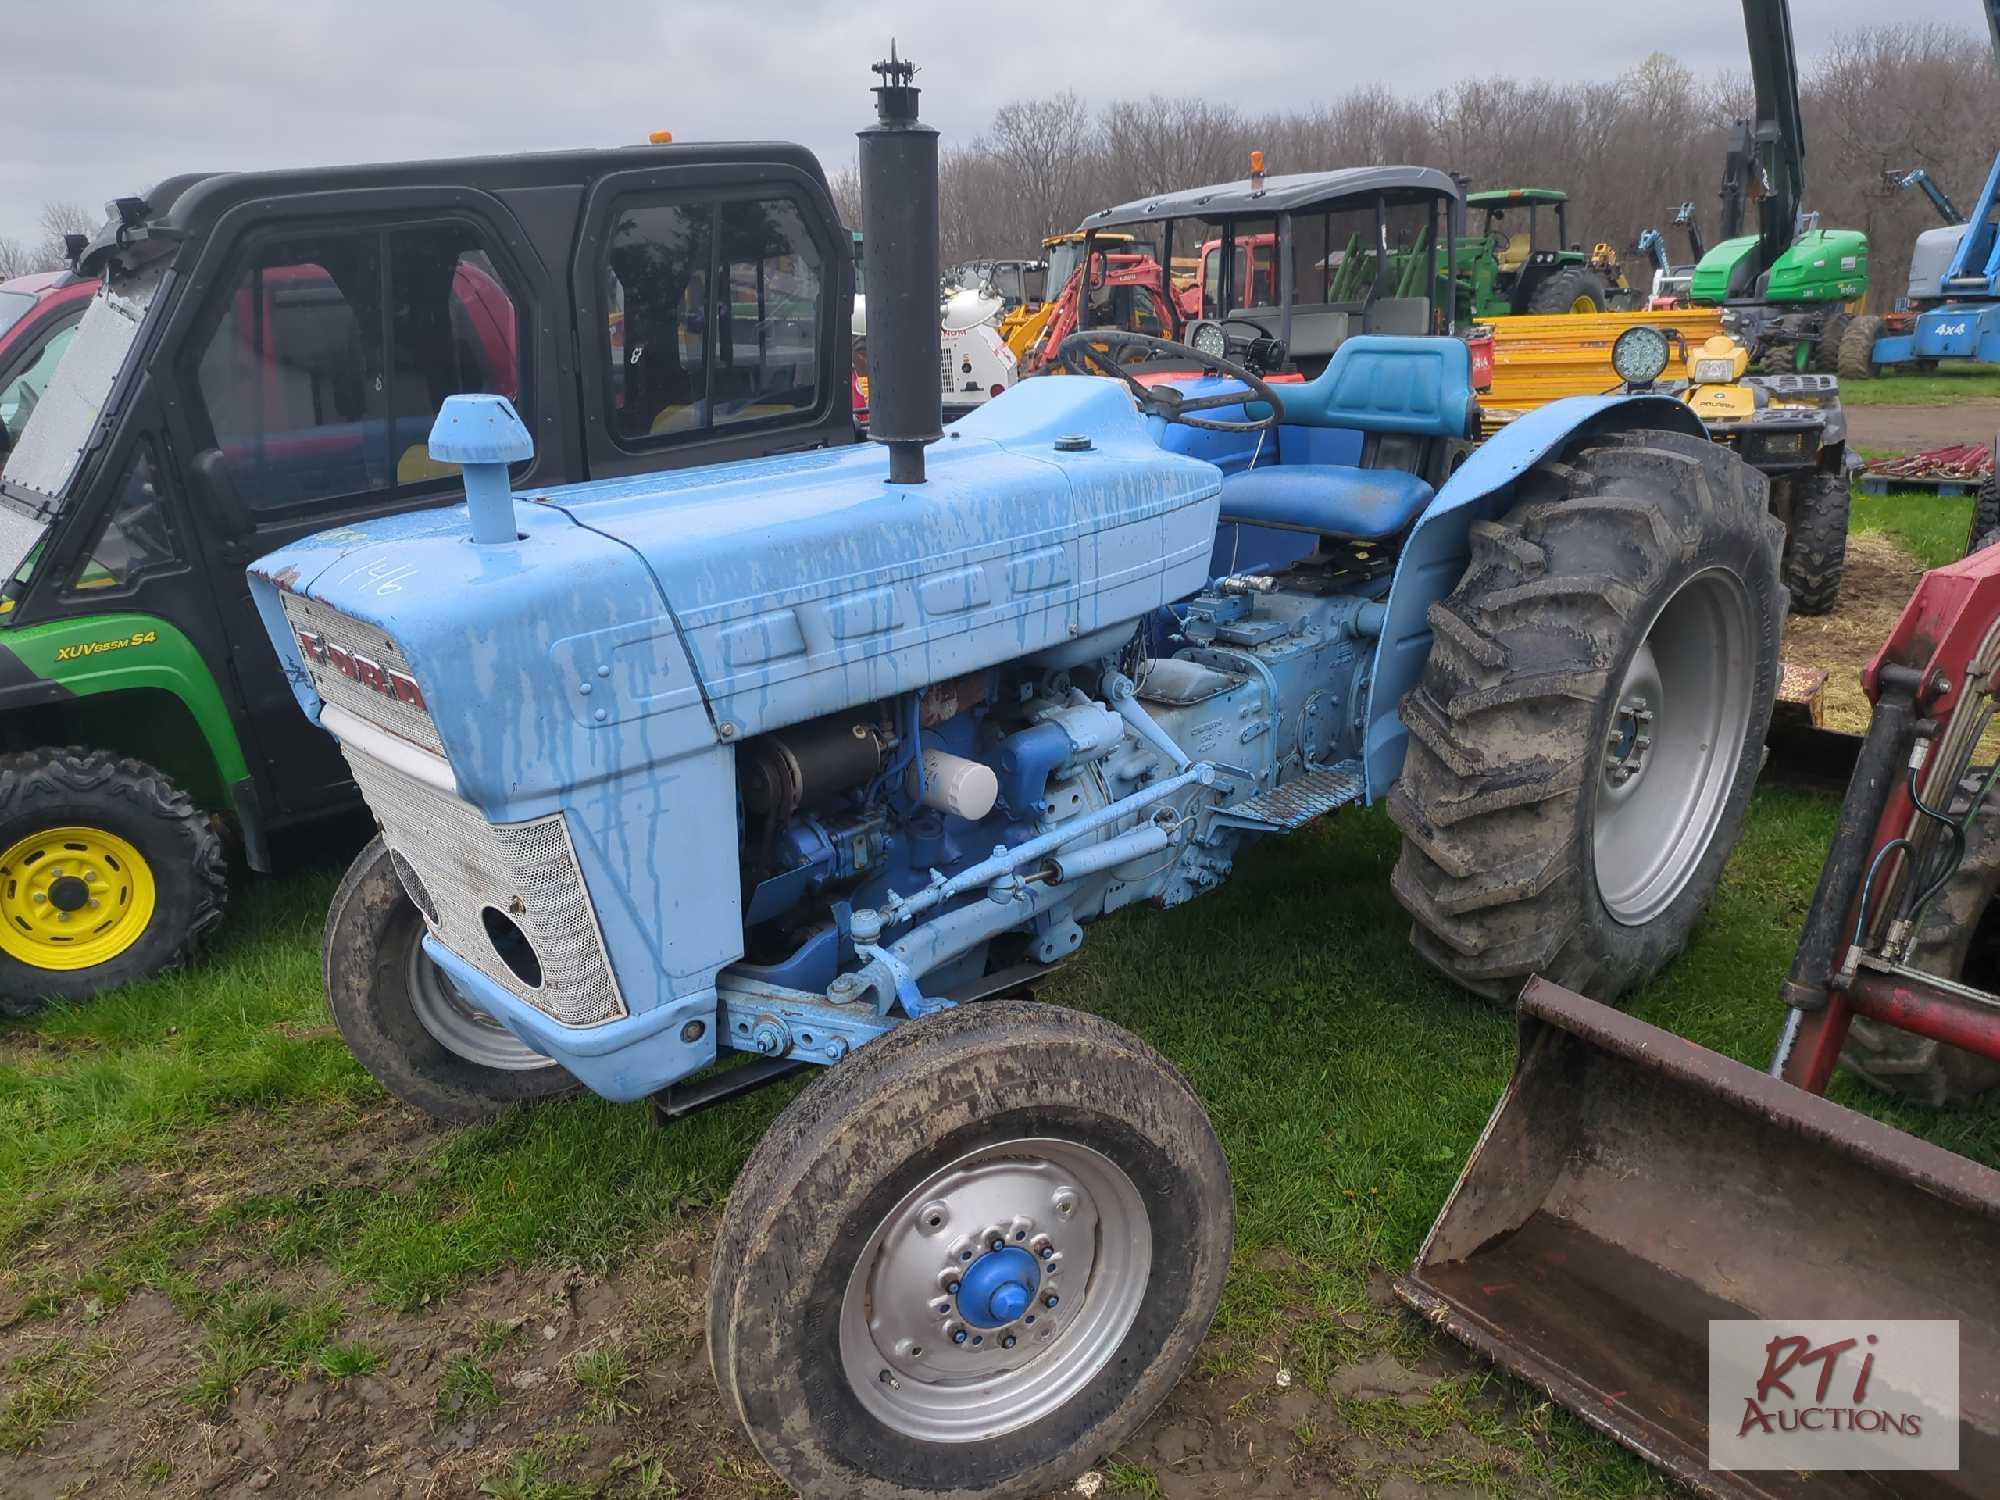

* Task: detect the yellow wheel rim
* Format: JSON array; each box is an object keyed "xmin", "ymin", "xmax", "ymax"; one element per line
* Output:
[
  {"xmin": 1570, "ymin": 294, "xmax": 1598, "ymax": 313},
  {"xmin": 0, "ymin": 826, "xmax": 156, "ymax": 971}
]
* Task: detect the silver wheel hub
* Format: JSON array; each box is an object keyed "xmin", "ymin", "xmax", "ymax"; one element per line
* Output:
[
  {"xmin": 407, "ymin": 940, "xmax": 555, "ymax": 1072},
  {"xmin": 1593, "ymin": 567, "xmax": 1755, "ymax": 926},
  {"xmin": 840, "ymin": 1137, "xmax": 1151, "ymax": 1443}
]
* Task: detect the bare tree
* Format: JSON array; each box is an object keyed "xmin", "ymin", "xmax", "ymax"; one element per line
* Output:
[
  {"xmin": 0, "ymin": 235, "xmax": 36, "ymax": 281},
  {"xmin": 34, "ymin": 200, "xmax": 96, "ymax": 273}
]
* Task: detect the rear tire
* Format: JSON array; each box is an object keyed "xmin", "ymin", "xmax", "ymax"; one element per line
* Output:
[
  {"xmin": 0, "ymin": 747, "xmax": 226, "ymax": 1016},
  {"xmin": 708, "ymin": 1001, "xmax": 1231, "ymax": 1499},
  {"xmin": 1838, "ymin": 315, "xmax": 1884, "ymax": 381},
  {"xmin": 1527, "ymin": 266, "xmax": 1608, "ymax": 315},
  {"xmin": 1779, "ymin": 472, "xmax": 1851, "ymax": 616},
  {"xmin": 324, "ymin": 835, "xmax": 578, "ymax": 1122},
  {"xmin": 1966, "ymin": 475, "xmax": 2000, "ymax": 559},
  {"xmin": 1840, "ymin": 780, "xmax": 2000, "ymax": 1106},
  {"xmin": 1390, "ymin": 430, "xmax": 1785, "ymax": 1003}
]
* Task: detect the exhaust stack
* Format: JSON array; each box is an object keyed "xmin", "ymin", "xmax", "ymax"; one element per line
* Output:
[{"xmin": 857, "ymin": 44, "xmax": 940, "ymax": 484}]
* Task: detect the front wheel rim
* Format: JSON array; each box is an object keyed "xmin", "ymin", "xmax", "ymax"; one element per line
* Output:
[
  {"xmin": 839, "ymin": 1136, "xmax": 1151, "ymax": 1443},
  {"xmin": 0, "ymin": 825, "xmax": 156, "ymax": 971},
  {"xmin": 1593, "ymin": 567, "xmax": 1756, "ymax": 925},
  {"xmin": 405, "ymin": 938, "xmax": 554, "ymax": 1072}
]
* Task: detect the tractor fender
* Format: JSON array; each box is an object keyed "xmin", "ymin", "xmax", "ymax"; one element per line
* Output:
[{"xmin": 1359, "ymin": 393, "xmax": 1710, "ymax": 798}]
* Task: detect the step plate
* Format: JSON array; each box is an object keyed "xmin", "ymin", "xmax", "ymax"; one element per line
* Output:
[{"xmin": 1221, "ymin": 762, "xmax": 1363, "ymax": 830}]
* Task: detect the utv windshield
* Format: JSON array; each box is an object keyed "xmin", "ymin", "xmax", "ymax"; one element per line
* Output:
[{"xmin": 1, "ymin": 261, "xmax": 163, "ymax": 502}]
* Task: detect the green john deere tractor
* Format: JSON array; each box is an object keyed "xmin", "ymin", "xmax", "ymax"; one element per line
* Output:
[{"xmin": 1456, "ymin": 188, "xmax": 1631, "ymax": 316}]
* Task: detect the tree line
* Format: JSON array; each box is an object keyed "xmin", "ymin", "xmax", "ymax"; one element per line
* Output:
[{"xmin": 831, "ymin": 22, "xmax": 2000, "ymax": 314}]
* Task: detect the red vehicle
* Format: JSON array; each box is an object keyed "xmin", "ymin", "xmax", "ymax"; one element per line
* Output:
[
  {"xmin": 0, "ymin": 271, "xmax": 95, "ymax": 453},
  {"xmin": 1019, "ymin": 249, "xmax": 1183, "ymax": 375}
]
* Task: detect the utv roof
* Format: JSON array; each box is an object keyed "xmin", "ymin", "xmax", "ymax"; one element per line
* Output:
[
  {"xmin": 1466, "ymin": 187, "xmax": 1568, "ymax": 205},
  {"xmin": 1081, "ymin": 166, "xmax": 1460, "ymax": 229},
  {"xmin": 78, "ymin": 142, "xmax": 828, "ymax": 272}
]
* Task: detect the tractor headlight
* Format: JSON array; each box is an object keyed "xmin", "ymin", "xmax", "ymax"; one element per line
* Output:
[
  {"xmin": 1185, "ymin": 320, "xmax": 1228, "ymax": 361},
  {"xmin": 1612, "ymin": 326, "xmax": 1672, "ymax": 386},
  {"xmin": 1692, "ymin": 356, "xmax": 1739, "ymax": 384}
]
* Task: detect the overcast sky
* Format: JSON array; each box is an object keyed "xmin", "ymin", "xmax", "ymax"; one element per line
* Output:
[{"xmin": 3, "ymin": 0, "xmax": 1983, "ymax": 247}]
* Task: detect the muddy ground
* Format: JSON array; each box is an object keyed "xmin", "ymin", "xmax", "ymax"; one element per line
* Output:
[
  {"xmin": 0, "ymin": 1106, "xmax": 1603, "ymax": 1500},
  {"xmin": 1845, "ymin": 398, "xmax": 2000, "ymax": 455}
]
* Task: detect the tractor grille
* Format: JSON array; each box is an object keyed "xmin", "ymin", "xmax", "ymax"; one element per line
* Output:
[
  {"xmin": 278, "ymin": 591, "xmax": 444, "ymax": 756},
  {"xmin": 337, "ymin": 723, "xmax": 628, "ymax": 1029}
]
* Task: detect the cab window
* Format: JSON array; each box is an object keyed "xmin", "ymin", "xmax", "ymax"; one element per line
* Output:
[
  {"xmin": 190, "ymin": 221, "xmax": 527, "ymax": 517},
  {"xmin": 603, "ymin": 193, "xmax": 823, "ymax": 445}
]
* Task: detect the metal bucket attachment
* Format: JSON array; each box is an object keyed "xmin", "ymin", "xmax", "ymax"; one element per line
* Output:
[{"xmin": 1397, "ymin": 978, "xmax": 2000, "ymax": 1498}]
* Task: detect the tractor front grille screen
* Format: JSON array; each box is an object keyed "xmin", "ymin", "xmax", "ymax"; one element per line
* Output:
[
  {"xmin": 277, "ymin": 591, "xmax": 445, "ymax": 757},
  {"xmin": 340, "ymin": 740, "xmax": 628, "ymax": 1028}
]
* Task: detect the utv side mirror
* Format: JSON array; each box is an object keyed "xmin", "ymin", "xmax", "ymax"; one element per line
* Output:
[{"xmin": 189, "ymin": 448, "xmax": 253, "ymax": 537}]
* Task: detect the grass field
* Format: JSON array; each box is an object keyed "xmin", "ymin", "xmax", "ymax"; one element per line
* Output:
[
  {"xmin": 1839, "ymin": 364, "xmax": 2000, "ymax": 406},
  {"xmin": 4, "ymin": 494, "xmax": 2000, "ymax": 1495}
]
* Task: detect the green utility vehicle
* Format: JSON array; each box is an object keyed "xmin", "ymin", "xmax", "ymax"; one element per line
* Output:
[
  {"xmin": 1456, "ymin": 187, "xmax": 1629, "ymax": 316},
  {"xmin": 0, "ymin": 147, "xmax": 855, "ymax": 1011}
]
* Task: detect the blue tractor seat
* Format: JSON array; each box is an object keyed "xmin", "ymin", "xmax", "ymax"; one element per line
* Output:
[
  {"xmin": 1214, "ymin": 335, "xmax": 1469, "ymax": 540},
  {"xmin": 1218, "ymin": 465, "xmax": 1433, "ymax": 541}
]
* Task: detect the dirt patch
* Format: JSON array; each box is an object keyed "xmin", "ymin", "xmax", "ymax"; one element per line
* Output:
[
  {"xmin": 1782, "ymin": 530, "xmax": 1930, "ymax": 736},
  {"xmin": 0, "ymin": 1217, "xmax": 1578, "ymax": 1500},
  {"xmin": 1846, "ymin": 399, "xmax": 2000, "ymax": 456}
]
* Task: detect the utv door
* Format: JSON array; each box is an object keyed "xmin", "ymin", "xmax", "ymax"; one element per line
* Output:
[{"xmin": 161, "ymin": 191, "xmax": 557, "ymax": 822}]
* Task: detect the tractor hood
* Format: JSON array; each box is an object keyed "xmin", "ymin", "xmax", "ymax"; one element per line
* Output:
[
  {"xmin": 247, "ymin": 376, "xmax": 1221, "ymax": 813},
  {"xmin": 1764, "ymin": 228, "xmax": 1867, "ymax": 304},
  {"xmin": 1689, "ymin": 235, "xmax": 1759, "ymax": 304}
]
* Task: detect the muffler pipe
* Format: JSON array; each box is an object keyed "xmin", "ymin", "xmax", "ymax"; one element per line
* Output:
[{"xmin": 857, "ymin": 43, "xmax": 940, "ymax": 484}]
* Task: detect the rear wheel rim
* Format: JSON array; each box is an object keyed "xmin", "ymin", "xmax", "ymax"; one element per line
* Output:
[
  {"xmin": 839, "ymin": 1136, "xmax": 1151, "ymax": 1443},
  {"xmin": 0, "ymin": 825, "xmax": 156, "ymax": 971},
  {"xmin": 405, "ymin": 938, "xmax": 554, "ymax": 1072},
  {"xmin": 1570, "ymin": 293, "xmax": 1597, "ymax": 313},
  {"xmin": 1593, "ymin": 567, "xmax": 1756, "ymax": 925}
]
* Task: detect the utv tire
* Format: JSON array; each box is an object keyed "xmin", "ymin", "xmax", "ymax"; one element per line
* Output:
[
  {"xmin": 1758, "ymin": 340, "xmax": 1801, "ymax": 376},
  {"xmin": 324, "ymin": 835, "xmax": 578, "ymax": 1122},
  {"xmin": 1391, "ymin": 429, "xmax": 1785, "ymax": 1003},
  {"xmin": 1779, "ymin": 471, "xmax": 1851, "ymax": 615},
  {"xmin": 1966, "ymin": 475, "xmax": 2000, "ymax": 558},
  {"xmin": 1838, "ymin": 315, "xmax": 1884, "ymax": 381},
  {"xmin": 1811, "ymin": 314, "xmax": 1851, "ymax": 374},
  {"xmin": 1527, "ymin": 266, "xmax": 1609, "ymax": 315},
  {"xmin": 1840, "ymin": 779, "xmax": 2000, "ymax": 1106},
  {"xmin": 0, "ymin": 747, "xmax": 227, "ymax": 1016},
  {"xmin": 708, "ymin": 1000, "xmax": 1232, "ymax": 1499}
]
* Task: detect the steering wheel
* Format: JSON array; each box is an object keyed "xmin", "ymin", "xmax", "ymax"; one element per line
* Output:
[{"xmin": 1058, "ymin": 329, "xmax": 1284, "ymax": 433}]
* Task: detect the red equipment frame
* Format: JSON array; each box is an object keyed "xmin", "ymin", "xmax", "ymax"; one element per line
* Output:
[{"xmin": 1775, "ymin": 543, "xmax": 2000, "ymax": 1091}]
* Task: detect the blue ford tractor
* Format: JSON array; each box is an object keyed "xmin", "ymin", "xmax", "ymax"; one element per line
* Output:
[{"xmin": 247, "ymin": 56, "xmax": 1784, "ymax": 1500}]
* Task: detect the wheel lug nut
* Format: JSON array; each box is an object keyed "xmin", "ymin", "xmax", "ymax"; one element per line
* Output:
[
  {"xmin": 946, "ymin": 1280, "xmax": 961, "ymax": 1295},
  {"xmin": 1039, "ymin": 1246, "xmax": 1054, "ymax": 1260},
  {"xmin": 1044, "ymin": 1294, "xmax": 1059, "ymax": 1308},
  {"xmin": 989, "ymin": 1237, "xmax": 1004, "ymax": 1252},
  {"xmin": 1002, "ymin": 1335, "xmax": 1017, "ymax": 1349},
  {"xmin": 952, "ymin": 1330, "xmax": 967, "ymax": 1345}
]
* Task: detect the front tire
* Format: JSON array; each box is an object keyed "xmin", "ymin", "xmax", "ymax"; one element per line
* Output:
[
  {"xmin": 1840, "ymin": 780, "xmax": 2000, "ymax": 1106},
  {"xmin": 1811, "ymin": 313, "xmax": 1852, "ymax": 374},
  {"xmin": 708, "ymin": 1001, "xmax": 1231, "ymax": 1499},
  {"xmin": 1779, "ymin": 471, "xmax": 1851, "ymax": 616},
  {"xmin": 1390, "ymin": 430, "xmax": 1785, "ymax": 1002},
  {"xmin": 0, "ymin": 747, "xmax": 226, "ymax": 1015},
  {"xmin": 1527, "ymin": 266, "xmax": 1608, "ymax": 314},
  {"xmin": 1966, "ymin": 475, "xmax": 2000, "ymax": 559},
  {"xmin": 324, "ymin": 835, "xmax": 577, "ymax": 1122}
]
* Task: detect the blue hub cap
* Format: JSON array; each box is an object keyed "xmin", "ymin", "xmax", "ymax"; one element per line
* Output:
[{"xmin": 955, "ymin": 1245, "xmax": 1040, "ymax": 1328}]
